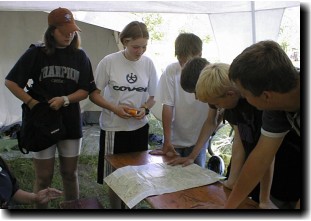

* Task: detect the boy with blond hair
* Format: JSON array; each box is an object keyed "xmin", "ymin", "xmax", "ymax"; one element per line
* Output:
[
  {"xmin": 225, "ymin": 40, "xmax": 300, "ymax": 209},
  {"xmin": 193, "ymin": 63, "xmax": 300, "ymax": 209}
]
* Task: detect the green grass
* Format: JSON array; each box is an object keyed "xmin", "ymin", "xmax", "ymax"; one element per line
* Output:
[
  {"xmin": 5, "ymin": 155, "xmax": 107, "ymax": 209},
  {"xmin": 207, "ymin": 122, "xmax": 234, "ymax": 174},
  {"xmin": 0, "ymin": 139, "xmax": 18, "ymax": 152}
]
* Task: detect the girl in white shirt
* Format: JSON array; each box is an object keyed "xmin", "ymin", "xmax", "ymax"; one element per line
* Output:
[{"xmin": 90, "ymin": 21, "xmax": 158, "ymax": 208}]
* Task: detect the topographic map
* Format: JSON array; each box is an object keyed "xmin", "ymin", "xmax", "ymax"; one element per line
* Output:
[{"xmin": 104, "ymin": 163, "xmax": 224, "ymax": 208}]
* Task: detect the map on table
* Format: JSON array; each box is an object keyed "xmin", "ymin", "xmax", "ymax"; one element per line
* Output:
[{"xmin": 104, "ymin": 163, "xmax": 225, "ymax": 208}]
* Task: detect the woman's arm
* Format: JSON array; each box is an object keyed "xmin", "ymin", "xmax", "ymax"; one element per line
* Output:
[
  {"xmin": 46, "ymin": 89, "xmax": 88, "ymax": 111},
  {"xmin": 5, "ymin": 79, "xmax": 38, "ymax": 108},
  {"xmin": 143, "ymin": 96, "xmax": 156, "ymax": 110},
  {"xmin": 89, "ymin": 89, "xmax": 116, "ymax": 112},
  {"xmin": 89, "ymin": 89, "xmax": 132, "ymax": 119}
]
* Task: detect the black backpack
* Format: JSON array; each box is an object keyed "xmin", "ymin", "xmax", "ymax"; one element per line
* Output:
[{"xmin": 17, "ymin": 102, "xmax": 66, "ymax": 154}]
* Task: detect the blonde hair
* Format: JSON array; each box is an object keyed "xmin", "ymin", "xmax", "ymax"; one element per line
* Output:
[{"xmin": 196, "ymin": 63, "xmax": 232, "ymax": 101}]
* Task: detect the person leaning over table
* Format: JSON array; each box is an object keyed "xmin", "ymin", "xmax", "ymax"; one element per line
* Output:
[
  {"xmin": 89, "ymin": 21, "xmax": 158, "ymax": 209},
  {"xmin": 191, "ymin": 40, "xmax": 300, "ymax": 209},
  {"xmin": 224, "ymin": 40, "xmax": 301, "ymax": 209},
  {"xmin": 5, "ymin": 7, "xmax": 96, "ymax": 209},
  {"xmin": 0, "ymin": 156, "xmax": 62, "ymax": 209},
  {"xmin": 167, "ymin": 57, "xmax": 222, "ymax": 169},
  {"xmin": 194, "ymin": 63, "xmax": 300, "ymax": 209},
  {"xmin": 149, "ymin": 33, "xmax": 212, "ymax": 168},
  {"xmin": 174, "ymin": 59, "xmax": 278, "ymax": 208}
]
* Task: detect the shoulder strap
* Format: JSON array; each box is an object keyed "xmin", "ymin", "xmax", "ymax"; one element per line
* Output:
[{"xmin": 26, "ymin": 43, "xmax": 51, "ymax": 100}]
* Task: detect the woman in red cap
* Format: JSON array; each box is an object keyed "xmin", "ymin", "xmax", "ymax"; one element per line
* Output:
[{"xmin": 5, "ymin": 8, "xmax": 96, "ymax": 208}]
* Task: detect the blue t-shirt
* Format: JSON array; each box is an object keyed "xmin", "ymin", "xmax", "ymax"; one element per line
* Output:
[{"xmin": 5, "ymin": 45, "xmax": 96, "ymax": 139}]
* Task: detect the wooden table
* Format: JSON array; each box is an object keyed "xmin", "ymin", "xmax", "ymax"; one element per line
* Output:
[{"xmin": 105, "ymin": 150, "xmax": 258, "ymax": 209}]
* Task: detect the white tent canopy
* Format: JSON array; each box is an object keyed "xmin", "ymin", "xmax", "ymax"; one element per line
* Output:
[
  {"xmin": 0, "ymin": 1, "xmax": 300, "ymax": 126},
  {"xmin": 0, "ymin": 1, "xmax": 299, "ymax": 14}
]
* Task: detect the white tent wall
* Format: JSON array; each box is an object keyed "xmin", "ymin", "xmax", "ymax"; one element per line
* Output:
[
  {"xmin": 209, "ymin": 8, "xmax": 284, "ymax": 63},
  {"xmin": 0, "ymin": 1, "xmax": 300, "ymax": 126},
  {"xmin": 0, "ymin": 11, "xmax": 119, "ymax": 127}
]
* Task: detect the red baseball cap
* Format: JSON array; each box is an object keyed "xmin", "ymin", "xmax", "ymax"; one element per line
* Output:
[{"xmin": 48, "ymin": 7, "xmax": 81, "ymax": 35}]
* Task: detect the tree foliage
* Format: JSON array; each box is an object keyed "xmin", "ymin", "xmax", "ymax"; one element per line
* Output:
[{"xmin": 138, "ymin": 13, "xmax": 164, "ymax": 41}]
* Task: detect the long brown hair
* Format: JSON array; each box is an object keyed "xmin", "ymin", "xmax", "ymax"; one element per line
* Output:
[{"xmin": 43, "ymin": 26, "xmax": 81, "ymax": 55}]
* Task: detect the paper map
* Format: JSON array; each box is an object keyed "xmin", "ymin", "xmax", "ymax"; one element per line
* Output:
[{"xmin": 104, "ymin": 163, "xmax": 224, "ymax": 208}]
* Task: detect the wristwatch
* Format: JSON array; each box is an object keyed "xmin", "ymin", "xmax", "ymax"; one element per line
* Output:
[
  {"xmin": 142, "ymin": 104, "xmax": 150, "ymax": 115},
  {"xmin": 62, "ymin": 96, "xmax": 70, "ymax": 107}
]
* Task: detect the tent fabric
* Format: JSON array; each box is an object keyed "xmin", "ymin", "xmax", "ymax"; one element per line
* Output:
[
  {"xmin": 0, "ymin": 1, "xmax": 299, "ymax": 14},
  {"xmin": 0, "ymin": 1, "xmax": 300, "ymax": 127},
  {"xmin": 0, "ymin": 11, "xmax": 119, "ymax": 128},
  {"xmin": 209, "ymin": 8, "xmax": 284, "ymax": 62}
]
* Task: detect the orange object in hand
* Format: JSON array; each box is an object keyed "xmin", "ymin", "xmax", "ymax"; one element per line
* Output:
[{"xmin": 127, "ymin": 109, "xmax": 138, "ymax": 116}]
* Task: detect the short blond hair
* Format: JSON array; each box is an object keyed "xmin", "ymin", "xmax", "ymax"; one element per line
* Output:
[{"xmin": 195, "ymin": 63, "xmax": 232, "ymax": 101}]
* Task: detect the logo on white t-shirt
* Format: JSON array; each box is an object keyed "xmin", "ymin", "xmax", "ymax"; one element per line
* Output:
[{"xmin": 126, "ymin": 73, "xmax": 138, "ymax": 84}]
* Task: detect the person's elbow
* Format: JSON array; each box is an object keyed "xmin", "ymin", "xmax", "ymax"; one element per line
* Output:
[
  {"xmin": 89, "ymin": 89, "xmax": 101, "ymax": 104},
  {"xmin": 80, "ymin": 91, "xmax": 89, "ymax": 100},
  {"xmin": 4, "ymin": 79, "xmax": 16, "ymax": 90}
]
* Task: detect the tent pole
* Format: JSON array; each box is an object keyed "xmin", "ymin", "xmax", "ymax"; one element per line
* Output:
[{"xmin": 251, "ymin": 1, "xmax": 256, "ymax": 43}]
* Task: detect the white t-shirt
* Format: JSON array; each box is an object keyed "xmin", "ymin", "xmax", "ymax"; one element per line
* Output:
[
  {"xmin": 155, "ymin": 62, "xmax": 209, "ymax": 148},
  {"xmin": 95, "ymin": 51, "xmax": 158, "ymax": 131}
]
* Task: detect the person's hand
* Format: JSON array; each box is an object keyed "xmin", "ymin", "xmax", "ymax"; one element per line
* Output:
[
  {"xmin": 191, "ymin": 202, "xmax": 224, "ymax": 209},
  {"xmin": 259, "ymin": 200, "xmax": 278, "ymax": 209},
  {"xmin": 149, "ymin": 149, "xmax": 179, "ymax": 157},
  {"xmin": 48, "ymin": 97, "xmax": 68, "ymax": 110},
  {"xmin": 149, "ymin": 149, "xmax": 165, "ymax": 155},
  {"xmin": 149, "ymin": 143, "xmax": 179, "ymax": 157},
  {"xmin": 114, "ymin": 104, "xmax": 133, "ymax": 119},
  {"xmin": 35, "ymin": 187, "xmax": 63, "ymax": 204},
  {"xmin": 132, "ymin": 107, "xmax": 146, "ymax": 120},
  {"xmin": 167, "ymin": 156, "xmax": 194, "ymax": 167}
]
